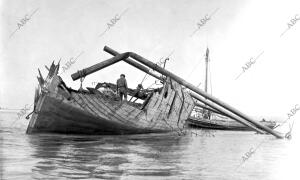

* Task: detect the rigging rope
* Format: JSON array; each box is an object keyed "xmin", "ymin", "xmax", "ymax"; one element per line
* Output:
[
  {"xmin": 79, "ymin": 76, "xmax": 85, "ymax": 91},
  {"xmin": 140, "ymin": 51, "xmax": 174, "ymax": 86}
]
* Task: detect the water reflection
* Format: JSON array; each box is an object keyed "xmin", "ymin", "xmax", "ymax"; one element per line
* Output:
[
  {"xmin": 1, "ymin": 113, "xmax": 292, "ymax": 180},
  {"xmin": 27, "ymin": 133, "xmax": 190, "ymax": 179}
]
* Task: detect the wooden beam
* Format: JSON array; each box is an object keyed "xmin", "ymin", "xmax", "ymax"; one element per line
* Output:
[
  {"xmin": 103, "ymin": 47, "xmax": 163, "ymax": 81},
  {"xmin": 194, "ymin": 101, "xmax": 228, "ymax": 117},
  {"xmin": 191, "ymin": 92, "xmax": 265, "ymax": 134},
  {"xmin": 71, "ymin": 53, "xmax": 130, "ymax": 81},
  {"xmin": 103, "ymin": 46, "xmax": 284, "ymax": 138}
]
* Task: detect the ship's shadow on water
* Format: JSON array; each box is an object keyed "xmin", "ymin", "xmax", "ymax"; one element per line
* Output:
[{"xmin": 27, "ymin": 133, "xmax": 191, "ymax": 179}]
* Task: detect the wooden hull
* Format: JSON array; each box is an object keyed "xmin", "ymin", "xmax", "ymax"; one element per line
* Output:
[
  {"xmin": 26, "ymin": 63, "xmax": 195, "ymax": 135},
  {"xmin": 187, "ymin": 117, "xmax": 276, "ymax": 131}
]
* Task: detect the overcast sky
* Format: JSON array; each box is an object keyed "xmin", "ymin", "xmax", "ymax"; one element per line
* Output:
[{"xmin": 1, "ymin": 0, "xmax": 300, "ymax": 120}]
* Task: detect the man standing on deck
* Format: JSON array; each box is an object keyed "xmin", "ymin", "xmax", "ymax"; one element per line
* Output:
[{"xmin": 116, "ymin": 74, "xmax": 128, "ymax": 101}]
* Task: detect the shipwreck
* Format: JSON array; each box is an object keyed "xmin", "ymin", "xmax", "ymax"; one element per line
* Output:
[{"xmin": 26, "ymin": 46, "xmax": 284, "ymax": 138}]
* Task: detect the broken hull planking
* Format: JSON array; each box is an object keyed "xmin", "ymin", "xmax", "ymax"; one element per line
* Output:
[{"xmin": 26, "ymin": 64, "xmax": 195, "ymax": 135}]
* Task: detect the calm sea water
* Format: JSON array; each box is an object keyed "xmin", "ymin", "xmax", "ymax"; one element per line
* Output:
[{"xmin": 0, "ymin": 111, "xmax": 298, "ymax": 180}]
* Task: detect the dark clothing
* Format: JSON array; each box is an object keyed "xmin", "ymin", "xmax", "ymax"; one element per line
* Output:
[
  {"xmin": 117, "ymin": 78, "xmax": 127, "ymax": 89},
  {"xmin": 117, "ymin": 77, "xmax": 128, "ymax": 100},
  {"xmin": 118, "ymin": 91, "xmax": 127, "ymax": 101}
]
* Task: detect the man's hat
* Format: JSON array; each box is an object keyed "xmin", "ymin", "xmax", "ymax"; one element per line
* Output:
[{"xmin": 120, "ymin": 74, "xmax": 125, "ymax": 77}]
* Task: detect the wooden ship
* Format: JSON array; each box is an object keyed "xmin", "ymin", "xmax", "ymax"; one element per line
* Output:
[
  {"xmin": 26, "ymin": 53, "xmax": 194, "ymax": 135},
  {"xmin": 188, "ymin": 115, "xmax": 276, "ymax": 131},
  {"xmin": 26, "ymin": 46, "xmax": 284, "ymax": 138},
  {"xmin": 186, "ymin": 48, "xmax": 276, "ymax": 131}
]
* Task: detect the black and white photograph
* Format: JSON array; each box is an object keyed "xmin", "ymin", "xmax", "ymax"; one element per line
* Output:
[{"xmin": 0, "ymin": 0, "xmax": 299, "ymax": 179}]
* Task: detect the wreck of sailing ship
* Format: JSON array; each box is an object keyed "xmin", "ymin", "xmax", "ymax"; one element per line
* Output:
[
  {"xmin": 26, "ymin": 49, "xmax": 194, "ymax": 135},
  {"xmin": 26, "ymin": 46, "xmax": 285, "ymax": 139}
]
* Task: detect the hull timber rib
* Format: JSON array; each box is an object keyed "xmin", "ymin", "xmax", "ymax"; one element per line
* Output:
[{"xmin": 26, "ymin": 62, "xmax": 194, "ymax": 135}]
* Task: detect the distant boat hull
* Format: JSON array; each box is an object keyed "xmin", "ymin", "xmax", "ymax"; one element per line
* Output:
[
  {"xmin": 186, "ymin": 116, "xmax": 276, "ymax": 131},
  {"xmin": 26, "ymin": 63, "xmax": 195, "ymax": 135}
]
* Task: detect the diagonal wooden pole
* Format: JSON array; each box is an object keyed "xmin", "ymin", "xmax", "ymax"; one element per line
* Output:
[{"xmin": 103, "ymin": 46, "xmax": 284, "ymax": 138}]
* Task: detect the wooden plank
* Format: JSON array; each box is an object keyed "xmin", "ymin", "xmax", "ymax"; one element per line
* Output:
[
  {"xmin": 27, "ymin": 63, "xmax": 196, "ymax": 134},
  {"xmin": 92, "ymin": 93, "xmax": 139, "ymax": 127},
  {"xmin": 82, "ymin": 94, "xmax": 109, "ymax": 119}
]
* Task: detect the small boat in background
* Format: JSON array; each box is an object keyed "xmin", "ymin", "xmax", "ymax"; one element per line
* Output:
[
  {"xmin": 187, "ymin": 115, "xmax": 276, "ymax": 131},
  {"xmin": 186, "ymin": 47, "xmax": 277, "ymax": 131}
]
